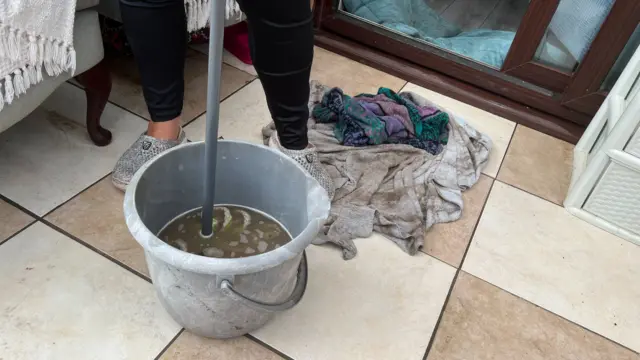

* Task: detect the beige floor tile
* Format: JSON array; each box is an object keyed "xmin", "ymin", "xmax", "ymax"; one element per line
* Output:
[
  {"xmin": 45, "ymin": 178, "xmax": 148, "ymax": 277},
  {"xmin": 0, "ymin": 222, "xmax": 180, "ymax": 359},
  {"xmin": 401, "ymin": 83, "xmax": 516, "ymax": 177},
  {"xmin": 498, "ymin": 125, "xmax": 573, "ymax": 205},
  {"xmin": 190, "ymin": 44, "xmax": 258, "ymax": 76},
  {"xmin": 463, "ymin": 181, "xmax": 640, "ymax": 352},
  {"xmin": 427, "ymin": 272, "xmax": 639, "ymax": 360},
  {"xmin": 107, "ymin": 50, "xmax": 255, "ymax": 124},
  {"xmin": 0, "ymin": 200, "xmax": 34, "ymax": 243},
  {"xmin": 252, "ymin": 235, "xmax": 456, "ymax": 360},
  {"xmin": 311, "ymin": 47, "xmax": 406, "ymax": 95},
  {"xmin": 423, "ymin": 175, "xmax": 493, "ymax": 267},
  {"xmin": 185, "ymin": 79, "xmax": 265, "ymax": 143},
  {"xmin": 160, "ymin": 332, "xmax": 283, "ymax": 360},
  {"xmin": 0, "ymin": 83, "xmax": 147, "ymax": 216}
]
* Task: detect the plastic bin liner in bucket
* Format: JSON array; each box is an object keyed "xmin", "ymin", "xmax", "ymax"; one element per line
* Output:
[{"xmin": 123, "ymin": 140, "xmax": 331, "ymax": 338}]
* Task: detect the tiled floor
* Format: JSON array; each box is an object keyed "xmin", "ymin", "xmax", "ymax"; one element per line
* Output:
[{"xmin": 1, "ymin": 47, "xmax": 639, "ymax": 360}]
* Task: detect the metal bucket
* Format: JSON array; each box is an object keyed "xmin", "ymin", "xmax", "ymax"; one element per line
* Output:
[{"xmin": 123, "ymin": 140, "xmax": 330, "ymax": 338}]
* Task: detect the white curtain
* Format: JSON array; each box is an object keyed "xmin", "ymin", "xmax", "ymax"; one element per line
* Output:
[{"xmin": 548, "ymin": 0, "xmax": 615, "ymax": 62}]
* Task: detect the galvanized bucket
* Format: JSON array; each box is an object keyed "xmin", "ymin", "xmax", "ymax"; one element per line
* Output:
[{"xmin": 123, "ymin": 140, "xmax": 330, "ymax": 338}]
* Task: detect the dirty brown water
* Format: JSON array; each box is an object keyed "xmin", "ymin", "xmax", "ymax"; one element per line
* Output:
[{"xmin": 158, "ymin": 205, "xmax": 292, "ymax": 258}]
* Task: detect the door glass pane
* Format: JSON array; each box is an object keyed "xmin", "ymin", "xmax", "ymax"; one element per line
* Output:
[
  {"xmin": 534, "ymin": 0, "xmax": 615, "ymax": 72},
  {"xmin": 600, "ymin": 25, "xmax": 640, "ymax": 91},
  {"xmin": 339, "ymin": 0, "xmax": 531, "ymax": 69}
]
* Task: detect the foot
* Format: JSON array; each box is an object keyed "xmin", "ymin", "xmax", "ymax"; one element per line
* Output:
[
  {"xmin": 112, "ymin": 128, "xmax": 187, "ymax": 191},
  {"xmin": 269, "ymin": 135, "xmax": 335, "ymax": 200}
]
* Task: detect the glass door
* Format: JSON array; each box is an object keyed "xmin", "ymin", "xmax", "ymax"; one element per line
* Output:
[
  {"xmin": 316, "ymin": 0, "xmax": 640, "ymax": 125},
  {"xmin": 338, "ymin": 0, "xmax": 532, "ymax": 70}
]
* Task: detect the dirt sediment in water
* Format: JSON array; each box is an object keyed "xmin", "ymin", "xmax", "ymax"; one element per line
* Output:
[{"xmin": 158, "ymin": 205, "xmax": 291, "ymax": 258}]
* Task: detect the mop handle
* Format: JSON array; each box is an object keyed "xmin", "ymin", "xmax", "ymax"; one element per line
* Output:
[{"xmin": 201, "ymin": 0, "xmax": 226, "ymax": 237}]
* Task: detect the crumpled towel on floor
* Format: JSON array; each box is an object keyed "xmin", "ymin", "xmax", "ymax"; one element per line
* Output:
[{"xmin": 263, "ymin": 81, "xmax": 492, "ymax": 260}]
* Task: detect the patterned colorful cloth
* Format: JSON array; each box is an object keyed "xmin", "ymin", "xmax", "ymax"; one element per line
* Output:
[{"xmin": 312, "ymin": 87, "xmax": 449, "ymax": 155}]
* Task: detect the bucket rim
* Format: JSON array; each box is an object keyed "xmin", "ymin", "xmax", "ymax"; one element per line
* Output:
[{"xmin": 123, "ymin": 140, "xmax": 329, "ymax": 276}]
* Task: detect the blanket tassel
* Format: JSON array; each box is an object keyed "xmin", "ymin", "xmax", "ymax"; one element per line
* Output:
[
  {"xmin": 0, "ymin": 83, "xmax": 4, "ymax": 112},
  {"xmin": 4, "ymin": 75, "xmax": 14, "ymax": 105},
  {"xmin": 185, "ymin": 0, "xmax": 242, "ymax": 32}
]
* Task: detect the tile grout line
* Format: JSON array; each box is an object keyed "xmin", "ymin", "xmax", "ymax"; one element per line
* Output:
[
  {"xmin": 183, "ymin": 111, "xmax": 207, "ymax": 129},
  {"xmin": 153, "ymin": 328, "xmax": 185, "ymax": 360},
  {"xmin": 495, "ymin": 178, "xmax": 566, "ymax": 208},
  {"xmin": 421, "ymin": 179, "xmax": 496, "ymax": 360},
  {"xmin": 420, "ymin": 270, "xmax": 459, "ymax": 360},
  {"xmin": 188, "ymin": 45, "xmax": 257, "ymax": 77},
  {"xmin": 440, "ymin": 0, "xmax": 456, "ymax": 15},
  {"xmin": 108, "ymin": 100, "xmax": 152, "ymax": 122},
  {"xmin": 41, "ymin": 172, "xmax": 112, "ymax": 219},
  {"xmin": 0, "ymin": 194, "xmax": 152, "ymax": 283},
  {"xmin": 69, "ymin": 75, "xmax": 256, "ymax": 126},
  {"xmin": 42, "ymin": 219, "xmax": 152, "ymax": 283},
  {"xmin": 462, "ymin": 121, "xmax": 572, "ymax": 212},
  {"xmin": 416, "ymin": 113, "xmax": 513, "ymax": 290},
  {"xmin": 461, "ymin": 271, "xmax": 640, "ymax": 356},
  {"xmin": 478, "ymin": 0, "xmax": 502, "ymax": 29},
  {"xmin": 494, "ymin": 123, "xmax": 517, "ymax": 180},
  {"xmin": 245, "ymin": 334, "xmax": 296, "ymax": 360},
  {"xmin": 449, "ymin": 178, "xmax": 639, "ymax": 355},
  {"xmin": 0, "ymin": 220, "xmax": 36, "ymax": 247},
  {"xmin": 0, "ymin": 194, "xmax": 41, "ymax": 222},
  {"xmin": 182, "ymin": 77, "xmax": 259, "ymax": 130},
  {"xmin": 454, "ymin": 179, "xmax": 496, "ymax": 275},
  {"xmin": 220, "ymin": 77, "xmax": 258, "ymax": 102},
  {"xmin": 66, "ymin": 81, "xmax": 151, "ymax": 123}
]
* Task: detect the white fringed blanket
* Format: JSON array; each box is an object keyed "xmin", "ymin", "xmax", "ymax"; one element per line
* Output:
[
  {"xmin": 0, "ymin": 0, "xmax": 77, "ymax": 111},
  {"xmin": 0, "ymin": 0, "xmax": 242, "ymax": 113}
]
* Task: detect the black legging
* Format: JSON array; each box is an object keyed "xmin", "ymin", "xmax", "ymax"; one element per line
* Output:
[{"xmin": 119, "ymin": 0, "xmax": 313, "ymax": 150}]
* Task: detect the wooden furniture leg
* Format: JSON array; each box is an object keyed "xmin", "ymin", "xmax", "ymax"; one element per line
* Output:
[{"xmin": 75, "ymin": 59, "xmax": 113, "ymax": 146}]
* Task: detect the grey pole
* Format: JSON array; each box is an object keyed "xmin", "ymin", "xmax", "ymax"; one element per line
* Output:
[{"xmin": 201, "ymin": 0, "xmax": 226, "ymax": 237}]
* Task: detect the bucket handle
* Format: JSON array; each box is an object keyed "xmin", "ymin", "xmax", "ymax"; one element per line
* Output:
[{"xmin": 219, "ymin": 252, "xmax": 308, "ymax": 312}]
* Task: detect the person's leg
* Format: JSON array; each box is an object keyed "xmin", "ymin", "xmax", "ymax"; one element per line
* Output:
[
  {"xmin": 238, "ymin": 0, "xmax": 313, "ymax": 150},
  {"xmin": 239, "ymin": 0, "xmax": 334, "ymax": 198},
  {"xmin": 121, "ymin": 0, "xmax": 186, "ymax": 138},
  {"xmin": 112, "ymin": 0, "xmax": 187, "ymax": 190}
]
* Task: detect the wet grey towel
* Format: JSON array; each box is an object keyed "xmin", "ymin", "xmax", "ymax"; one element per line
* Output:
[{"xmin": 263, "ymin": 81, "xmax": 492, "ymax": 259}]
